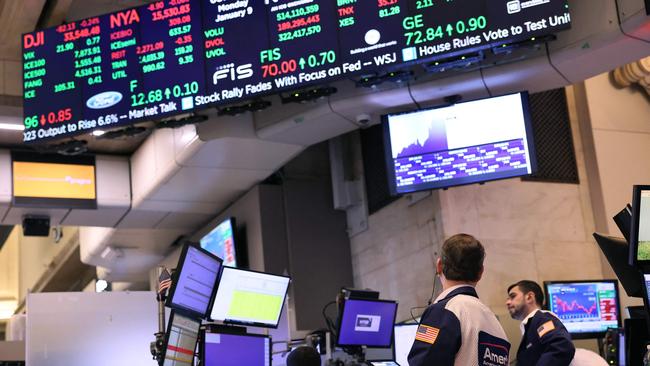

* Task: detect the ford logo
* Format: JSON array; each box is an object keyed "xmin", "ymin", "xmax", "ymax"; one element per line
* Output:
[{"xmin": 86, "ymin": 91, "xmax": 122, "ymax": 109}]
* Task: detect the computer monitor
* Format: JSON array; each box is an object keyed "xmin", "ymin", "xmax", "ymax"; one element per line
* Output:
[
  {"xmin": 200, "ymin": 217, "xmax": 238, "ymax": 267},
  {"xmin": 166, "ymin": 243, "xmax": 223, "ymax": 319},
  {"xmin": 337, "ymin": 299, "xmax": 398, "ymax": 348},
  {"xmin": 202, "ymin": 328, "xmax": 271, "ymax": 366},
  {"xmin": 163, "ymin": 311, "xmax": 201, "ymax": 366},
  {"xmin": 209, "ymin": 267, "xmax": 290, "ymax": 328},
  {"xmin": 629, "ymin": 185, "xmax": 650, "ymax": 269},
  {"xmin": 393, "ymin": 323, "xmax": 418, "ymax": 366},
  {"xmin": 544, "ymin": 280, "xmax": 621, "ymax": 339},
  {"xmin": 382, "ymin": 92, "xmax": 536, "ymax": 195},
  {"xmin": 593, "ymin": 233, "xmax": 644, "ymax": 297}
]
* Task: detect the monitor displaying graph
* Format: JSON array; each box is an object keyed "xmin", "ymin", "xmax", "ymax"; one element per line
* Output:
[
  {"xmin": 544, "ymin": 280, "xmax": 621, "ymax": 339},
  {"xmin": 209, "ymin": 267, "xmax": 290, "ymax": 328},
  {"xmin": 382, "ymin": 92, "xmax": 536, "ymax": 194}
]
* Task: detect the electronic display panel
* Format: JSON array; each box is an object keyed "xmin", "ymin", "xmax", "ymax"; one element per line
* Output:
[
  {"xmin": 202, "ymin": 329, "xmax": 271, "ymax": 366},
  {"xmin": 337, "ymin": 299, "xmax": 398, "ymax": 348},
  {"xmin": 544, "ymin": 280, "xmax": 621, "ymax": 339},
  {"xmin": 393, "ymin": 324, "xmax": 418, "ymax": 366},
  {"xmin": 200, "ymin": 217, "xmax": 237, "ymax": 267},
  {"xmin": 630, "ymin": 185, "xmax": 650, "ymax": 268},
  {"xmin": 167, "ymin": 243, "xmax": 223, "ymax": 319},
  {"xmin": 22, "ymin": 0, "xmax": 571, "ymax": 144},
  {"xmin": 383, "ymin": 92, "xmax": 536, "ymax": 194},
  {"xmin": 163, "ymin": 311, "xmax": 201, "ymax": 366},
  {"xmin": 209, "ymin": 267, "xmax": 290, "ymax": 328},
  {"xmin": 11, "ymin": 152, "xmax": 96, "ymax": 209}
]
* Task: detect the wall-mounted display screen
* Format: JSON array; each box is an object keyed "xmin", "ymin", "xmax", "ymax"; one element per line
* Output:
[
  {"xmin": 544, "ymin": 280, "xmax": 621, "ymax": 339},
  {"xmin": 163, "ymin": 311, "xmax": 201, "ymax": 366},
  {"xmin": 12, "ymin": 152, "xmax": 97, "ymax": 209},
  {"xmin": 202, "ymin": 329, "xmax": 271, "ymax": 366},
  {"xmin": 209, "ymin": 267, "xmax": 290, "ymax": 328},
  {"xmin": 200, "ymin": 217, "xmax": 237, "ymax": 267},
  {"xmin": 337, "ymin": 299, "xmax": 398, "ymax": 348},
  {"xmin": 167, "ymin": 243, "xmax": 222, "ymax": 319},
  {"xmin": 22, "ymin": 0, "xmax": 571, "ymax": 143},
  {"xmin": 630, "ymin": 185, "xmax": 650, "ymax": 268},
  {"xmin": 383, "ymin": 92, "xmax": 536, "ymax": 194}
]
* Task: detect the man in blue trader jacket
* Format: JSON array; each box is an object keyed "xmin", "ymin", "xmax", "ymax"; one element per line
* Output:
[
  {"xmin": 408, "ymin": 233, "xmax": 510, "ymax": 366},
  {"xmin": 506, "ymin": 280, "xmax": 575, "ymax": 366}
]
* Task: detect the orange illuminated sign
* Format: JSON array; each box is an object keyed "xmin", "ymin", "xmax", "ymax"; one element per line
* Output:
[{"xmin": 13, "ymin": 161, "xmax": 96, "ymax": 200}]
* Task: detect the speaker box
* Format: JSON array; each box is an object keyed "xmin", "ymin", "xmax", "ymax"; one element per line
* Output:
[{"xmin": 22, "ymin": 216, "xmax": 50, "ymax": 237}]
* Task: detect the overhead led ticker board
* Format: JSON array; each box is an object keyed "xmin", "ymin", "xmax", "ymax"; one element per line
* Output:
[{"xmin": 22, "ymin": 0, "xmax": 571, "ymax": 143}]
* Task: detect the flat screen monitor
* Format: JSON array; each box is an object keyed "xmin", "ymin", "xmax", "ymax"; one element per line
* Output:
[
  {"xmin": 202, "ymin": 329, "xmax": 271, "ymax": 366},
  {"xmin": 593, "ymin": 233, "xmax": 644, "ymax": 297},
  {"xmin": 337, "ymin": 299, "xmax": 398, "ymax": 348},
  {"xmin": 163, "ymin": 311, "xmax": 201, "ymax": 366},
  {"xmin": 393, "ymin": 324, "xmax": 418, "ymax": 366},
  {"xmin": 11, "ymin": 152, "xmax": 97, "ymax": 209},
  {"xmin": 629, "ymin": 185, "xmax": 650, "ymax": 269},
  {"xmin": 209, "ymin": 267, "xmax": 290, "ymax": 328},
  {"xmin": 544, "ymin": 280, "xmax": 621, "ymax": 339},
  {"xmin": 200, "ymin": 217, "xmax": 237, "ymax": 267},
  {"xmin": 382, "ymin": 92, "xmax": 536, "ymax": 195},
  {"xmin": 166, "ymin": 243, "xmax": 223, "ymax": 319}
]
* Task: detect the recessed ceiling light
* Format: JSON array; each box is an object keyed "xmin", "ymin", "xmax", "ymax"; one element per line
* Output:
[
  {"xmin": 0, "ymin": 123, "xmax": 24, "ymax": 131},
  {"xmin": 92, "ymin": 130, "xmax": 105, "ymax": 136}
]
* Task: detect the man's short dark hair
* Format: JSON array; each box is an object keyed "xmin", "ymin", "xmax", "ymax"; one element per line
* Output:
[
  {"xmin": 441, "ymin": 233, "xmax": 485, "ymax": 282},
  {"xmin": 286, "ymin": 346, "xmax": 320, "ymax": 366},
  {"xmin": 508, "ymin": 280, "xmax": 544, "ymax": 307}
]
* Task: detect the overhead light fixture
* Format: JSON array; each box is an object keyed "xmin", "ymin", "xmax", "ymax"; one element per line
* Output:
[
  {"xmin": 92, "ymin": 130, "xmax": 105, "ymax": 136},
  {"xmin": 280, "ymin": 86, "xmax": 337, "ymax": 104},
  {"xmin": 0, "ymin": 122, "xmax": 24, "ymax": 131},
  {"xmin": 217, "ymin": 99, "xmax": 272, "ymax": 116},
  {"xmin": 422, "ymin": 52, "xmax": 484, "ymax": 73},
  {"xmin": 0, "ymin": 299, "xmax": 17, "ymax": 320},
  {"xmin": 96, "ymin": 126, "xmax": 148, "ymax": 140}
]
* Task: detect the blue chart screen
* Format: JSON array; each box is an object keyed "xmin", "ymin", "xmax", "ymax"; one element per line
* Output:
[
  {"xmin": 386, "ymin": 93, "xmax": 534, "ymax": 193},
  {"xmin": 547, "ymin": 282, "xmax": 618, "ymax": 334},
  {"xmin": 645, "ymin": 274, "xmax": 650, "ymax": 304}
]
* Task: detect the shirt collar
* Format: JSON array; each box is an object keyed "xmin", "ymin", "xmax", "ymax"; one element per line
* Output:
[
  {"xmin": 519, "ymin": 308, "xmax": 540, "ymax": 334},
  {"xmin": 434, "ymin": 284, "xmax": 476, "ymax": 304}
]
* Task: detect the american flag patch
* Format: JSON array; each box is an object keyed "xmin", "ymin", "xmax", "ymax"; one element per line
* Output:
[
  {"xmin": 537, "ymin": 320, "xmax": 556, "ymax": 338},
  {"xmin": 415, "ymin": 324, "xmax": 440, "ymax": 345}
]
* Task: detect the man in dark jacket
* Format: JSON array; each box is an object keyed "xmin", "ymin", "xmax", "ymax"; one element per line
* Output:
[
  {"xmin": 408, "ymin": 234, "xmax": 510, "ymax": 366},
  {"xmin": 506, "ymin": 280, "xmax": 575, "ymax": 366}
]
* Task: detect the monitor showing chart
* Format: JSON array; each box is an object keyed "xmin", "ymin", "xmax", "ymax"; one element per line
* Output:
[
  {"xmin": 163, "ymin": 312, "xmax": 201, "ymax": 366},
  {"xmin": 200, "ymin": 217, "xmax": 237, "ymax": 267},
  {"xmin": 202, "ymin": 330, "xmax": 270, "ymax": 366},
  {"xmin": 545, "ymin": 280, "xmax": 621, "ymax": 339},
  {"xmin": 209, "ymin": 267, "xmax": 290, "ymax": 328}
]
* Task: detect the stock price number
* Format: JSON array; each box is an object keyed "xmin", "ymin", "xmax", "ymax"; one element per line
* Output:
[
  {"xmin": 24, "ymin": 108, "xmax": 73, "ymax": 128},
  {"xmin": 403, "ymin": 15, "xmax": 487, "ymax": 45},
  {"xmin": 131, "ymin": 81, "xmax": 199, "ymax": 107}
]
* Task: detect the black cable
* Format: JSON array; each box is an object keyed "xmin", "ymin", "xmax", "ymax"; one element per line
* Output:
[
  {"xmin": 407, "ymin": 80, "xmax": 423, "ymax": 110},
  {"xmin": 410, "ymin": 305, "xmax": 427, "ymax": 323},
  {"xmin": 322, "ymin": 300, "xmax": 338, "ymax": 337}
]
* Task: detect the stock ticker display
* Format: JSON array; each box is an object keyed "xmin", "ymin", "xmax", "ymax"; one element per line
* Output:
[{"xmin": 22, "ymin": 0, "xmax": 571, "ymax": 143}]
